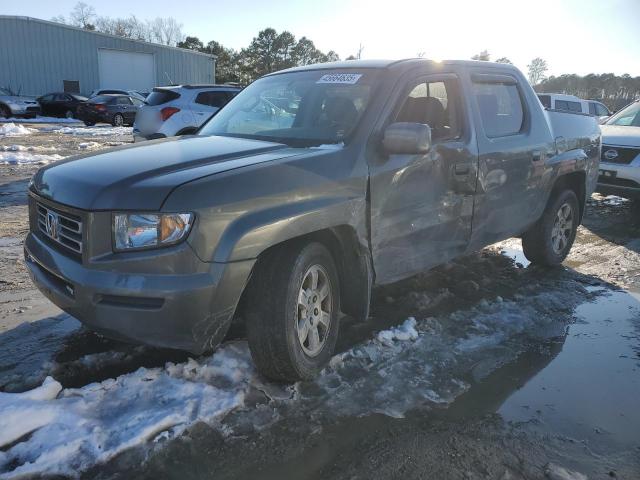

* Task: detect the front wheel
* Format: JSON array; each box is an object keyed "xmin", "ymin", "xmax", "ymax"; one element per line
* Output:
[
  {"xmin": 522, "ymin": 189, "xmax": 579, "ymax": 265},
  {"xmin": 65, "ymin": 109, "xmax": 75, "ymax": 119},
  {"xmin": 245, "ymin": 242, "xmax": 340, "ymax": 382}
]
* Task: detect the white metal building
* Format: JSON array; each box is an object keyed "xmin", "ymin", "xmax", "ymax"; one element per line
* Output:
[{"xmin": 0, "ymin": 16, "xmax": 216, "ymax": 96}]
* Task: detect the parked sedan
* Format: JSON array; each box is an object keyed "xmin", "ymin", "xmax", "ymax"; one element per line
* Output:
[
  {"xmin": 0, "ymin": 87, "xmax": 40, "ymax": 118},
  {"xmin": 76, "ymin": 94, "xmax": 144, "ymax": 127},
  {"xmin": 37, "ymin": 92, "xmax": 88, "ymax": 118}
]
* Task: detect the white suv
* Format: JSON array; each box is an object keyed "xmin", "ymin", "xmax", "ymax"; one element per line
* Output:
[{"xmin": 133, "ymin": 85, "xmax": 241, "ymax": 142}]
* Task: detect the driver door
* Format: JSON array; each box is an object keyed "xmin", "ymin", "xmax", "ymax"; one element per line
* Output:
[{"xmin": 368, "ymin": 73, "xmax": 478, "ymax": 284}]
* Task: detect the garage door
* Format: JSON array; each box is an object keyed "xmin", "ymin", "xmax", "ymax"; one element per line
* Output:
[{"xmin": 98, "ymin": 49, "xmax": 155, "ymax": 91}]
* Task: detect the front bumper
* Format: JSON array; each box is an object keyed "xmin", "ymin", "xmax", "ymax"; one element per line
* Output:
[
  {"xmin": 596, "ymin": 161, "xmax": 640, "ymax": 199},
  {"xmin": 24, "ymin": 231, "xmax": 254, "ymax": 353},
  {"xmin": 7, "ymin": 104, "xmax": 40, "ymax": 118}
]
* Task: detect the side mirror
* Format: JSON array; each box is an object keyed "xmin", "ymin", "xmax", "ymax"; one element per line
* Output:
[{"xmin": 383, "ymin": 122, "xmax": 431, "ymax": 155}]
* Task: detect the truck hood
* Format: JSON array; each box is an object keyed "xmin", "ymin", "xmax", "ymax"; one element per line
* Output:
[
  {"xmin": 600, "ymin": 125, "xmax": 640, "ymax": 147},
  {"xmin": 31, "ymin": 135, "xmax": 301, "ymax": 210}
]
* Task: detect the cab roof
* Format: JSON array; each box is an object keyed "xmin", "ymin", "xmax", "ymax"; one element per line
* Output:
[{"xmin": 269, "ymin": 58, "xmax": 521, "ymax": 76}]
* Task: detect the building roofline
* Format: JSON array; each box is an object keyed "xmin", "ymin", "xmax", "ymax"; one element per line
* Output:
[{"xmin": 0, "ymin": 15, "xmax": 217, "ymax": 59}]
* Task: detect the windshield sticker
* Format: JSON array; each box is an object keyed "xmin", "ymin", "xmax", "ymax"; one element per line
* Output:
[{"xmin": 317, "ymin": 73, "xmax": 362, "ymax": 84}]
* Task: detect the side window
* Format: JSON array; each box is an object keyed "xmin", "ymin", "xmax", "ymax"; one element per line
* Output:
[
  {"xmin": 131, "ymin": 98, "xmax": 143, "ymax": 106},
  {"xmin": 472, "ymin": 81, "xmax": 524, "ymax": 137},
  {"xmin": 555, "ymin": 100, "xmax": 568, "ymax": 110},
  {"xmin": 41, "ymin": 94, "xmax": 54, "ymax": 102},
  {"xmin": 53, "ymin": 94, "xmax": 66, "ymax": 101},
  {"xmin": 395, "ymin": 78, "xmax": 461, "ymax": 141},
  {"xmin": 538, "ymin": 95, "xmax": 551, "ymax": 108},
  {"xmin": 117, "ymin": 97, "xmax": 132, "ymax": 105},
  {"xmin": 596, "ymin": 103, "xmax": 609, "ymax": 116},
  {"xmin": 195, "ymin": 91, "xmax": 229, "ymax": 108},
  {"xmin": 567, "ymin": 101, "xmax": 582, "ymax": 112},
  {"xmin": 589, "ymin": 102, "xmax": 597, "ymax": 115}
]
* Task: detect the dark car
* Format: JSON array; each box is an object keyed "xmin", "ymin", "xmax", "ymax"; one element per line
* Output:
[
  {"xmin": 26, "ymin": 60, "xmax": 600, "ymax": 382},
  {"xmin": 37, "ymin": 92, "xmax": 88, "ymax": 118},
  {"xmin": 76, "ymin": 94, "xmax": 144, "ymax": 126}
]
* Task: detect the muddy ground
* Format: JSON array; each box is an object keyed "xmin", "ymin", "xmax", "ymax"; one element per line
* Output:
[{"xmin": 0, "ymin": 125, "xmax": 639, "ymax": 479}]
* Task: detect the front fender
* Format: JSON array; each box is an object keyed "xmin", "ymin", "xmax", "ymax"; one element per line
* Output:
[{"xmin": 213, "ymin": 196, "xmax": 366, "ymax": 262}]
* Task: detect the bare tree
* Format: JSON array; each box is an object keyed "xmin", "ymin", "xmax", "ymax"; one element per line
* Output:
[
  {"xmin": 495, "ymin": 57, "xmax": 513, "ymax": 64},
  {"xmin": 527, "ymin": 57, "xmax": 548, "ymax": 85},
  {"xmin": 149, "ymin": 17, "xmax": 184, "ymax": 46},
  {"xmin": 50, "ymin": 15, "xmax": 67, "ymax": 24},
  {"xmin": 70, "ymin": 2, "xmax": 96, "ymax": 29}
]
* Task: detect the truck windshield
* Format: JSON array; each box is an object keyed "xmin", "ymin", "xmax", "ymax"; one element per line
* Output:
[{"xmin": 198, "ymin": 70, "xmax": 378, "ymax": 147}]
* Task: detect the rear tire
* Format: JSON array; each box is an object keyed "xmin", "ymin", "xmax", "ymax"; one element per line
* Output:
[
  {"xmin": 112, "ymin": 113, "xmax": 124, "ymax": 127},
  {"xmin": 522, "ymin": 189, "xmax": 579, "ymax": 266},
  {"xmin": 245, "ymin": 242, "xmax": 341, "ymax": 382},
  {"xmin": 65, "ymin": 110, "xmax": 75, "ymax": 119}
]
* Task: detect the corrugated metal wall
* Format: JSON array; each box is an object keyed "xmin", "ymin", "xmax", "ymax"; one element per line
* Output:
[{"xmin": 0, "ymin": 16, "xmax": 216, "ymax": 96}]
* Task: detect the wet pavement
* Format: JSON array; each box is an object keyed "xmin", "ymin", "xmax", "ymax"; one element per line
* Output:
[{"xmin": 0, "ymin": 125, "xmax": 639, "ymax": 479}]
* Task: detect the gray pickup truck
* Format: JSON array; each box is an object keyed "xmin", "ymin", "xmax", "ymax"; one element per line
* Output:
[{"xmin": 25, "ymin": 60, "xmax": 600, "ymax": 381}]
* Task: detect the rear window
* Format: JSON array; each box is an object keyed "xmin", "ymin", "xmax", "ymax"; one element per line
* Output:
[
  {"xmin": 473, "ymin": 81, "xmax": 524, "ymax": 137},
  {"xmin": 89, "ymin": 95, "xmax": 115, "ymax": 104},
  {"xmin": 537, "ymin": 94, "xmax": 551, "ymax": 108},
  {"xmin": 146, "ymin": 89, "xmax": 181, "ymax": 106},
  {"xmin": 195, "ymin": 91, "xmax": 232, "ymax": 108}
]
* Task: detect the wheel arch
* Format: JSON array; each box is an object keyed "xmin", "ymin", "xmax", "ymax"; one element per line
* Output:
[
  {"xmin": 237, "ymin": 225, "xmax": 372, "ymax": 324},
  {"xmin": 549, "ymin": 171, "xmax": 586, "ymax": 222}
]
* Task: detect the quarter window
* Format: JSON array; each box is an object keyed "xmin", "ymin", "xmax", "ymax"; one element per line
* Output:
[
  {"xmin": 396, "ymin": 79, "xmax": 461, "ymax": 141},
  {"xmin": 472, "ymin": 81, "xmax": 524, "ymax": 137}
]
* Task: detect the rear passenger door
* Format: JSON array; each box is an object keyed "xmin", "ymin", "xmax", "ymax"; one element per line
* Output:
[
  {"xmin": 115, "ymin": 96, "xmax": 135, "ymax": 123},
  {"xmin": 467, "ymin": 71, "xmax": 550, "ymax": 249},
  {"xmin": 192, "ymin": 90, "xmax": 232, "ymax": 126}
]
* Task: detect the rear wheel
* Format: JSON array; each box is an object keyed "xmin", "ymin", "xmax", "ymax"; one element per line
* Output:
[
  {"xmin": 65, "ymin": 109, "xmax": 75, "ymax": 119},
  {"xmin": 112, "ymin": 113, "xmax": 124, "ymax": 127},
  {"xmin": 245, "ymin": 242, "xmax": 340, "ymax": 382},
  {"xmin": 522, "ymin": 189, "xmax": 579, "ymax": 265}
]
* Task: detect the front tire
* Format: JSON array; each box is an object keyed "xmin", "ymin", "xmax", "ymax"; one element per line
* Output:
[
  {"xmin": 65, "ymin": 109, "xmax": 75, "ymax": 119},
  {"xmin": 522, "ymin": 189, "xmax": 579, "ymax": 265},
  {"xmin": 245, "ymin": 242, "xmax": 340, "ymax": 382}
]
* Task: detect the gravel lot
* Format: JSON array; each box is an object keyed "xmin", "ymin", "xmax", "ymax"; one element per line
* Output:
[{"xmin": 0, "ymin": 122, "xmax": 639, "ymax": 479}]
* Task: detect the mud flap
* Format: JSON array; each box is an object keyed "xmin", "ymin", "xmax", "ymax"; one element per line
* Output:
[{"xmin": 341, "ymin": 250, "xmax": 372, "ymax": 322}]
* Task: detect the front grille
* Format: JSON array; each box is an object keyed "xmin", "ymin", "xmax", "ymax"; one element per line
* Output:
[
  {"xmin": 601, "ymin": 145, "xmax": 640, "ymax": 165},
  {"xmin": 37, "ymin": 203, "xmax": 83, "ymax": 254}
]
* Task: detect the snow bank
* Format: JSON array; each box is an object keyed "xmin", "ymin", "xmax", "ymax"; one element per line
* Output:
[
  {"xmin": 0, "ymin": 287, "xmax": 588, "ymax": 477},
  {"xmin": 0, "ymin": 151, "xmax": 64, "ymax": 165},
  {"xmin": 0, "ymin": 343, "xmax": 252, "ymax": 478},
  {"xmin": 41, "ymin": 125, "xmax": 132, "ymax": 136},
  {"xmin": 0, "ymin": 117, "xmax": 81, "ymax": 124},
  {"xmin": 0, "ymin": 123, "xmax": 36, "ymax": 137}
]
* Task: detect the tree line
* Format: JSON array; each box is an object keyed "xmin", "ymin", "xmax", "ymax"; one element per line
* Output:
[{"xmin": 470, "ymin": 50, "xmax": 639, "ymax": 109}]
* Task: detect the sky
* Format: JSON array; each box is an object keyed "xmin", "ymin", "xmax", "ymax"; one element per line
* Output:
[{"xmin": 3, "ymin": 0, "xmax": 640, "ymax": 77}]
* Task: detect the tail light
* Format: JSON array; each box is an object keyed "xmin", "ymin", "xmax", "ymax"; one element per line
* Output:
[
  {"xmin": 160, "ymin": 107, "xmax": 180, "ymax": 121},
  {"xmin": 93, "ymin": 104, "xmax": 107, "ymax": 111}
]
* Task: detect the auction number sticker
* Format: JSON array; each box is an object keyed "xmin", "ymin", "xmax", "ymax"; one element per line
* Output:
[{"xmin": 316, "ymin": 73, "xmax": 362, "ymax": 84}]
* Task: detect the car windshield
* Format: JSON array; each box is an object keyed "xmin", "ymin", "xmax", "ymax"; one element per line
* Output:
[
  {"xmin": 605, "ymin": 102, "xmax": 640, "ymax": 126},
  {"xmin": 199, "ymin": 69, "xmax": 379, "ymax": 147}
]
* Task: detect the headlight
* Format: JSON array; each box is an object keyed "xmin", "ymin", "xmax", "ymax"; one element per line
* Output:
[{"xmin": 113, "ymin": 213, "xmax": 194, "ymax": 251}]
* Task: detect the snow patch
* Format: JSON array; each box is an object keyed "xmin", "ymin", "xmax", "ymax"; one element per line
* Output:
[
  {"xmin": 377, "ymin": 317, "xmax": 419, "ymax": 346},
  {"xmin": 78, "ymin": 141, "xmax": 103, "ymax": 150},
  {"xmin": 0, "ymin": 116, "xmax": 81, "ymax": 124},
  {"xmin": 41, "ymin": 125, "xmax": 133, "ymax": 136},
  {"xmin": 601, "ymin": 195, "xmax": 629, "ymax": 206},
  {"xmin": 0, "ymin": 151, "xmax": 64, "ymax": 165},
  {"xmin": 0, "ymin": 123, "xmax": 36, "ymax": 137},
  {"xmin": 0, "ymin": 343, "xmax": 251, "ymax": 478}
]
